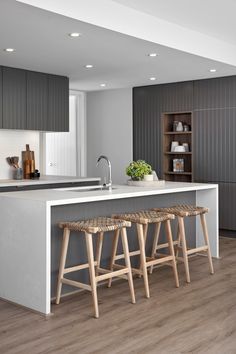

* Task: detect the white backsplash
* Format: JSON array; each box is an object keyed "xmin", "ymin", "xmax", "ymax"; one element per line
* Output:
[{"xmin": 0, "ymin": 130, "xmax": 40, "ymax": 179}]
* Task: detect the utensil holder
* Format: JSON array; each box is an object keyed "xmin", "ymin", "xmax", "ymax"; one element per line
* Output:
[{"xmin": 14, "ymin": 168, "xmax": 23, "ymax": 180}]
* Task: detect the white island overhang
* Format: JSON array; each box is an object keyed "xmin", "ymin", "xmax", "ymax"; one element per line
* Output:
[{"xmin": 0, "ymin": 182, "xmax": 218, "ymax": 314}]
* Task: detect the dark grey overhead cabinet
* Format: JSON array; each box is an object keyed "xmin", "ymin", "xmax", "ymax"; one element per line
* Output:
[
  {"xmin": 26, "ymin": 71, "xmax": 48, "ymax": 131},
  {"xmin": 0, "ymin": 66, "xmax": 69, "ymax": 132},
  {"xmin": 47, "ymin": 75, "xmax": 69, "ymax": 132},
  {"xmin": 2, "ymin": 67, "xmax": 27, "ymax": 129}
]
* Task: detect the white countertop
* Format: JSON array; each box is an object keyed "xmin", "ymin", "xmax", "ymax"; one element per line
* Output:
[
  {"xmin": 0, "ymin": 181, "xmax": 218, "ymax": 206},
  {"xmin": 0, "ymin": 175, "xmax": 100, "ymax": 187}
]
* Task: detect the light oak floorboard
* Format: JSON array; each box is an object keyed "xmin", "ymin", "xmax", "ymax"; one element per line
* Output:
[{"xmin": 0, "ymin": 237, "xmax": 236, "ymax": 354}]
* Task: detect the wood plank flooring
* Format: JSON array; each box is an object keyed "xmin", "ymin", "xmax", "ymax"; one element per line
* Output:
[{"xmin": 0, "ymin": 237, "xmax": 236, "ymax": 354}]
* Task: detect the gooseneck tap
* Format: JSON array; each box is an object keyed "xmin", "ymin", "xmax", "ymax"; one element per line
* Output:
[{"xmin": 96, "ymin": 155, "xmax": 112, "ymax": 191}]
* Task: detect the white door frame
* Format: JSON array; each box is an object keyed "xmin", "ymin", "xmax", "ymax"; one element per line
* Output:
[{"xmin": 40, "ymin": 90, "xmax": 87, "ymax": 176}]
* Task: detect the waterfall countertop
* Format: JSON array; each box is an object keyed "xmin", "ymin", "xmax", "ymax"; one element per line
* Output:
[
  {"xmin": 0, "ymin": 181, "xmax": 219, "ymax": 314},
  {"xmin": 0, "ymin": 181, "xmax": 218, "ymax": 205}
]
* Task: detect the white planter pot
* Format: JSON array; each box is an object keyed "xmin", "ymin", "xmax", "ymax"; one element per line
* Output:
[{"xmin": 143, "ymin": 174, "xmax": 154, "ymax": 181}]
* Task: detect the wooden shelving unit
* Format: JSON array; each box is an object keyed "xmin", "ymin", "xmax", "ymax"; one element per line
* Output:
[{"xmin": 162, "ymin": 111, "xmax": 193, "ymax": 182}]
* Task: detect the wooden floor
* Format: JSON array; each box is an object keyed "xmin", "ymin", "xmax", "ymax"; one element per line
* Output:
[{"xmin": 1, "ymin": 237, "xmax": 236, "ymax": 354}]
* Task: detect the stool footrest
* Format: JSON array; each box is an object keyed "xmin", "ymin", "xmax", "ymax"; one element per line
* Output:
[
  {"xmin": 147, "ymin": 255, "xmax": 174, "ymax": 266},
  {"xmin": 61, "ymin": 278, "xmax": 91, "ymax": 291},
  {"xmin": 114, "ymin": 249, "xmax": 140, "ymax": 261},
  {"xmin": 155, "ymin": 240, "xmax": 179, "ymax": 250},
  {"xmin": 186, "ymin": 245, "xmax": 208, "ymax": 255},
  {"xmin": 63, "ymin": 262, "xmax": 98, "ymax": 274},
  {"xmin": 96, "ymin": 268, "xmax": 129, "ymax": 282},
  {"xmin": 112, "ymin": 263, "xmax": 142, "ymax": 275}
]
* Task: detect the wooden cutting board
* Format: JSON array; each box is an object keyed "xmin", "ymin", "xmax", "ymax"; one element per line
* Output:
[
  {"xmin": 22, "ymin": 144, "xmax": 35, "ymax": 162},
  {"xmin": 22, "ymin": 144, "xmax": 35, "ymax": 178}
]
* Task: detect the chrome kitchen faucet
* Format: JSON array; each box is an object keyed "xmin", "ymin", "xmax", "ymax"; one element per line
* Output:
[{"xmin": 96, "ymin": 155, "xmax": 112, "ymax": 191}]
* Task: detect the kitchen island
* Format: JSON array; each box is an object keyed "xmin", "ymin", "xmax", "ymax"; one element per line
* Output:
[{"xmin": 0, "ymin": 182, "xmax": 218, "ymax": 314}]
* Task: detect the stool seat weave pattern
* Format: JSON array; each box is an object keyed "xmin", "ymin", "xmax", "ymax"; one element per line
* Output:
[
  {"xmin": 152, "ymin": 205, "xmax": 209, "ymax": 217},
  {"xmin": 59, "ymin": 217, "xmax": 131, "ymax": 234},
  {"xmin": 113, "ymin": 210, "xmax": 175, "ymax": 224}
]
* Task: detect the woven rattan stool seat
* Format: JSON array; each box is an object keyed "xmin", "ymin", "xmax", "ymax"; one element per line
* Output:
[
  {"xmin": 113, "ymin": 210, "xmax": 175, "ymax": 224},
  {"xmin": 59, "ymin": 217, "xmax": 131, "ymax": 234},
  {"xmin": 152, "ymin": 205, "xmax": 209, "ymax": 217}
]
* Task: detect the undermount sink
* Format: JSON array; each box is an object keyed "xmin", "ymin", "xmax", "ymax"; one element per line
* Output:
[{"xmin": 54, "ymin": 186, "xmax": 117, "ymax": 192}]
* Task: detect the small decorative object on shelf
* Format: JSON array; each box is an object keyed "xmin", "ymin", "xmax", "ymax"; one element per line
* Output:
[
  {"xmin": 173, "ymin": 159, "xmax": 184, "ymax": 172},
  {"xmin": 126, "ymin": 160, "xmax": 152, "ymax": 181}
]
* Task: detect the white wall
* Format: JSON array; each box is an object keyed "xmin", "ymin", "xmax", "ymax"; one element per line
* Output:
[
  {"xmin": 87, "ymin": 88, "xmax": 132, "ymax": 184},
  {"xmin": 0, "ymin": 130, "xmax": 40, "ymax": 179}
]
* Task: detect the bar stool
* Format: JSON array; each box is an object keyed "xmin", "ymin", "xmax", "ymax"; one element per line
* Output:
[
  {"xmin": 152, "ymin": 205, "xmax": 214, "ymax": 283},
  {"xmin": 111, "ymin": 210, "xmax": 179, "ymax": 298},
  {"xmin": 56, "ymin": 217, "xmax": 135, "ymax": 318}
]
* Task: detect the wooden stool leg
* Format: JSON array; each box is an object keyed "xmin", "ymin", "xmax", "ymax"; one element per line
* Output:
[
  {"xmin": 200, "ymin": 214, "xmax": 214, "ymax": 275},
  {"xmin": 178, "ymin": 216, "xmax": 191, "ymax": 283},
  {"xmin": 95, "ymin": 232, "xmax": 104, "ymax": 276},
  {"xmin": 121, "ymin": 227, "xmax": 136, "ymax": 304},
  {"xmin": 108, "ymin": 229, "xmax": 120, "ymax": 288},
  {"xmin": 137, "ymin": 223, "xmax": 150, "ymax": 298},
  {"xmin": 138, "ymin": 223, "xmax": 148, "ymax": 278},
  {"xmin": 175, "ymin": 224, "xmax": 181, "ymax": 259},
  {"xmin": 85, "ymin": 232, "xmax": 99, "ymax": 318},
  {"xmin": 165, "ymin": 220, "xmax": 179, "ymax": 288},
  {"xmin": 56, "ymin": 228, "xmax": 70, "ymax": 305},
  {"xmin": 149, "ymin": 222, "xmax": 161, "ymax": 274}
]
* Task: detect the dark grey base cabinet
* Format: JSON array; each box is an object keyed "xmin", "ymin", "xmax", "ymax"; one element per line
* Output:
[{"xmin": 0, "ymin": 66, "xmax": 69, "ymax": 132}]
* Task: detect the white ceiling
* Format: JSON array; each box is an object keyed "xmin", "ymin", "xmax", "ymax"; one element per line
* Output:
[
  {"xmin": 112, "ymin": 0, "xmax": 236, "ymax": 46},
  {"xmin": 1, "ymin": 0, "xmax": 236, "ymax": 91}
]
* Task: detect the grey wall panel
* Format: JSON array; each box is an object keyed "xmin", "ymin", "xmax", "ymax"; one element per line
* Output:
[
  {"xmin": 194, "ymin": 76, "xmax": 236, "ymax": 110},
  {"xmin": 27, "ymin": 71, "xmax": 48, "ymax": 130},
  {"xmin": 48, "ymin": 75, "xmax": 69, "ymax": 132},
  {"xmin": 133, "ymin": 81, "xmax": 193, "ymax": 176},
  {"xmin": 2, "ymin": 67, "xmax": 26, "ymax": 129},
  {"xmin": 0, "ymin": 67, "xmax": 2, "ymax": 128},
  {"xmin": 218, "ymin": 182, "xmax": 236, "ymax": 230},
  {"xmin": 194, "ymin": 108, "xmax": 236, "ymax": 183}
]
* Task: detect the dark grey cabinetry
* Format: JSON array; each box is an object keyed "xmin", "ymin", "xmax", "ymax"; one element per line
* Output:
[
  {"xmin": 48, "ymin": 75, "xmax": 69, "ymax": 132},
  {"xmin": 26, "ymin": 71, "xmax": 48, "ymax": 130},
  {"xmin": 0, "ymin": 66, "xmax": 69, "ymax": 132},
  {"xmin": 193, "ymin": 108, "xmax": 236, "ymax": 183},
  {"xmin": 0, "ymin": 67, "xmax": 2, "ymax": 128},
  {"xmin": 2, "ymin": 67, "xmax": 27, "ymax": 129},
  {"xmin": 133, "ymin": 76, "xmax": 236, "ymax": 230}
]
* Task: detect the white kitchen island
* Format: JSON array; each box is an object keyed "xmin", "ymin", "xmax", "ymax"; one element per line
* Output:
[{"xmin": 0, "ymin": 182, "xmax": 218, "ymax": 314}]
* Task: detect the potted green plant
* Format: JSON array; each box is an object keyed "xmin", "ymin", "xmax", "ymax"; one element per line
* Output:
[{"xmin": 126, "ymin": 160, "xmax": 153, "ymax": 181}]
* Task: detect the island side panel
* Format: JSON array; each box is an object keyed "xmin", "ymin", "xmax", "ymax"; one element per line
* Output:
[
  {"xmin": 51, "ymin": 192, "xmax": 196, "ymax": 298},
  {"xmin": 0, "ymin": 196, "xmax": 49, "ymax": 314},
  {"xmin": 196, "ymin": 186, "xmax": 219, "ymax": 258}
]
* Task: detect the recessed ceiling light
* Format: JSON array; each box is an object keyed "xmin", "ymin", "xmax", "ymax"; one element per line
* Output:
[
  {"xmin": 100, "ymin": 83, "xmax": 106, "ymax": 87},
  {"xmin": 85, "ymin": 64, "xmax": 93, "ymax": 69},
  {"xmin": 150, "ymin": 77, "xmax": 156, "ymax": 81},
  {"xmin": 148, "ymin": 53, "xmax": 158, "ymax": 57},
  {"xmin": 210, "ymin": 69, "xmax": 217, "ymax": 72},
  {"xmin": 68, "ymin": 32, "xmax": 81, "ymax": 38},
  {"xmin": 4, "ymin": 48, "xmax": 15, "ymax": 52}
]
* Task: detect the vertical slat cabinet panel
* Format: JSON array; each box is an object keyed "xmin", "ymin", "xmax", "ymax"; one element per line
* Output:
[
  {"xmin": 194, "ymin": 108, "xmax": 236, "ymax": 183},
  {"xmin": 194, "ymin": 76, "xmax": 236, "ymax": 110},
  {"xmin": 0, "ymin": 67, "xmax": 2, "ymax": 128},
  {"xmin": 218, "ymin": 182, "xmax": 236, "ymax": 230},
  {"xmin": 2, "ymin": 67, "xmax": 26, "ymax": 129},
  {"xmin": 133, "ymin": 81, "xmax": 193, "ymax": 177},
  {"xmin": 27, "ymin": 71, "xmax": 48, "ymax": 130},
  {"xmin": 48, "ymin": 75, "xmax": 69, "ymax": 132}
]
